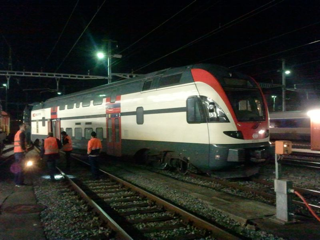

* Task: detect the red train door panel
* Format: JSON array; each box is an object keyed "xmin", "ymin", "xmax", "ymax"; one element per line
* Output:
[
  {"xmin": 49, "ymin": 107, "xmax": 61, "ymax": 139},
  {"xmin": 106, "ymin": 96, "xmax": 121, "ymax": 156}
]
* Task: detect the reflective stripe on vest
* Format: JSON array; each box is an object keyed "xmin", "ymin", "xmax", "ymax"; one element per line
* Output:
[
  {"xmin": 87, "ymin": 138, "xmax": 102, "ymax": 156},
  {"xmin": 44, "ymin": 137, "xmax": 59, "ymax": 155},
  {"xmin": 62, "ymin": 135, "xmax": 73, "ymax": 151},
  {"xmin": 14, "ymin": 130, "xmax": 25, "ymax": 153}
]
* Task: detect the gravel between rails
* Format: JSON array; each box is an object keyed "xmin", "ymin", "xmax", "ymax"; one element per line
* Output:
[
  {"xmin": 33, "ymin": 178, "xmax": 113, "ymax": 240},
  {"xmin": 102, "ymin": 163, "xmax": 285, "ymax": 240}
]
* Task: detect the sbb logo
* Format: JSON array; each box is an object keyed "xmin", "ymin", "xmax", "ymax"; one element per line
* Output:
[{"xmin": 32, "ymin": 112, "xmax": 41, "ymax": 118}]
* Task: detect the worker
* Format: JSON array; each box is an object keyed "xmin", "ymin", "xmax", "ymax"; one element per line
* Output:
[
  {"xmin": 13, "ymin": 123, "xmax": 27, "ymax": 187},
  {"xmin": 61, "ymin": 131, "xmax": 72, "ymax": 171},
  {"xmin": 87, "ymin": 131, "xmax": 102, "ymax": 180},
  {"xmin": 41, "ymin": 132, "xmax": 62, "ymax": 181}
]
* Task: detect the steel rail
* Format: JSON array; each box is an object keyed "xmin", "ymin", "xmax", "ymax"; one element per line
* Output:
[
  {"xmin": 188, "ymin": 173, "xmax": 320, "ymax": 211},
  {"xmin": 73, "ymin": 157, "xmax": 240, "ymax": 240},
  {"xmin": 56, "ymin": 167, "xmax": 134, "ymax": 240}
]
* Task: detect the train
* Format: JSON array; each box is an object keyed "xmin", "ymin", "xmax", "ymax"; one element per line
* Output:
[
  {"xmin": 269, "ymin": 111, "xmax": 310, "ymax": 141},
  {"xmin": 28, "ymin": 64, "xmax": 271, "ymax": 175}
]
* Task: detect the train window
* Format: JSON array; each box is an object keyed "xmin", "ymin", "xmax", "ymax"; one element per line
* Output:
[
  {"xmin": 107, "ymin": 119, "xmax": 112, "ymax": 142},
  {"xmin": 42, "ymin": 117, "xmax": 45, "ymax": 127},
  {"xmin": 59, "ymin": 103, "xmax": 65, "ymax": 110},
  {"xmin": 36, "ymin": 121, "xmax": 39, "ymax": 133},
  {"xmin": 159, "ymin": 74, "xmax": 181, "ymax": 87},
  {"xmin": 200, "ymin": 96, "xmax": 229, "ymax": 122},
  {"xmin": 75, "ymin": 99, "xmax": 80, "ymax": 108},
  {"xmin": 226, "ymin": 89, "xmax": 265, "ymax": 122},
  {"xmin": 111, "ymin": 92, "xmax": 117, "ymax": 103},
  {"xmin": 223, "ymin": 78, "xmax": 255, "ymax": 88},
  {"xmin": 66, "ymin": 128, "xmax": 72, "ymax": 137},
  {"xmin": 96, "ymin": 127, "xmax": 103, "ymax": 140},
  {"xmin": 82, "ymin": 97, "xmax": 91, "ymax": 107},
  {"xmin": 85, "ymin": 128, "xmax": 93, "ymax": 139},
  {"xmin": 75, "ymin": 128, "xmax": 82, "ymax": 140},
  {"xmin": 115, "ymin": 118, "xmax": 120, "ymax": 142},
  {"xmin": 187, "ymin": 96, "xmax": 206, "ymax": 123},
  {"xmin": 136, "ymin": 107, "xmax": 144, "ymax": 124},
  {"xmin": 142, "ymin": 80, "xmax": 152, "ymax": 91},
  {"xmin": 67, "ymin": 100, "xmax": 74, "ymax": 109},
  {"xmin": 93, "ymin": 93, "xmax": 105, "ymax": 105}
]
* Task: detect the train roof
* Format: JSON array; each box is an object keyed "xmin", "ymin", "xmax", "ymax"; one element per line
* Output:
[
  {"xmin": 32, "ymin": 63, "xmax": 254, "ymax": 110},
  {"xmin": 269, "ymin": 111, "xmax": 309, "ymax": 119}
]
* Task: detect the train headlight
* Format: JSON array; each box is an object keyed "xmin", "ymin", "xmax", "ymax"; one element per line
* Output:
[
  {"xmin": 223, "ymin": 131, "xmax": 244, "ymax": 139},
  {"xmin": 258, "ymin": 129, "xmax": 269, "ymax": 138}
]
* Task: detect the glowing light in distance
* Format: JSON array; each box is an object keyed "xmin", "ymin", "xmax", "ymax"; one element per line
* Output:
[
  {"xmin": 307, "ymin": 109, "xmax": 320, "ymax": 118},
  {"xmin": 97, "ymin": 52, "xmax": 105, "ymax": 59},
  {"xmin": 285, "ymin": 70, "xmax": 291, "ymax": 75},
  {"xmin": 258, "ymin": 130, "xmax": 265, "ymax": 135}
]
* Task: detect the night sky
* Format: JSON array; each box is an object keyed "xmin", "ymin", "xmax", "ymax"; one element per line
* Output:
[{"xmin": 1, "ymin": 0, "xmax": 320, "ymax": 117}]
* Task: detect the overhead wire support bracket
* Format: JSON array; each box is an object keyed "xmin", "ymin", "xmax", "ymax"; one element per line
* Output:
[{"xmin": 0, "ymin": 71, "xmax": 108, "ymax": 80}]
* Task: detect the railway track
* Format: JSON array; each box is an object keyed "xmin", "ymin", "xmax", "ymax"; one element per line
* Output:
[
  {"xmin": 61, "ymin": 158, "xmax": 241, "ymax": 240},
  {"xmin": 188, "ymin": 172, "xmax": 320, "ymax": 213},
  {"xmin": 281, "ymin": 152, "xmax": 320, "ymax": 169},
  {"xmin": 116, "ymin": 162, "xmax": 320, "ymax": 215}
]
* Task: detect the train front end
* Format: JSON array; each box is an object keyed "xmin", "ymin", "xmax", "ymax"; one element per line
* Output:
[{"xmin": 191, "ymin": 65, "xmax": 270, "ymax": 174}]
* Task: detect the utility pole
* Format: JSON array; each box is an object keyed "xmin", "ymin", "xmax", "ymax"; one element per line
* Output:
[
  {"xmin": 101, "ymin": 39, "xmax": 121, "ymax": 84},
  {"xmin": 8, "ymin": 47, "xmax": 12, "ymax": 71},
  {"xmin": 282, "ymin": 59, "xmax": 286, "ymax": 112},
  {"xmin": 107, "ymin": 40, "xmax": 112, "ymax": 84}
]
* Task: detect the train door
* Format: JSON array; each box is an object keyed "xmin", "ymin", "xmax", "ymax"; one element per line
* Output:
[
  {"xmin": 49, "ymin": 106, "xmax": 61, "ymax": 139},
  {"xmin": 106, "ymin": 95, "xmax": 121, "ymax": 156},
  {"xmin": 48, "ymin": 119, "xmax": 61, "ymax": 139}
]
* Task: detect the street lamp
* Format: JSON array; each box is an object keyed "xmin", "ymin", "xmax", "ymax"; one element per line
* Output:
[
  {"xmin": 271, "ymin": 95, "xmax": 277, "ymax": 112},
  {"xmin": 96, "ymin": 52, "xmax": 105, "ymax": 59},
  {"xmin": 281, "ymin": 59, "xmax": 291, "ymax": 112},
  {"xmin": 2, "ymin": 83, "xmax": 7, "ymax": 112},
  {"xmin": 96, "ymin": 51, "xmax": 111, "ymax": 83},
  {"xmin": 96, "ymin": 50, "xmax": 122, "ymax": 84}
]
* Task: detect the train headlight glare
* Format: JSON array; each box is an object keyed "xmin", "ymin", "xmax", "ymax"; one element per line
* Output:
[{"xmin": 258, "ymin": 130, "xmax": 265, "ymax": 134}]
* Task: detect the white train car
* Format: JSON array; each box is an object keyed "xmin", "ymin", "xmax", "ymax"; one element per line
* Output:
[
  {"xmin": 269, "ymin": 111, "xmax": 310, "ymax": 141},
  {"xmin": 30, "ymin": 64, "xmax": 270, "ymax": 173}
]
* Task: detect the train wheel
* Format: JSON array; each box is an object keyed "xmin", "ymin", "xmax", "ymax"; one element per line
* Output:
[
  {"xmin": 134, "ymin": 148, "xmax": 150, "ymax": 164},
  {"xmin": 170, "ymin": 157, "xmax": 188, "ymax": 174}
]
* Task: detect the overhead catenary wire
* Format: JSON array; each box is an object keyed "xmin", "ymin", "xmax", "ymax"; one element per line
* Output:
[
  {"xmin": 199, "ymin": 20, "xmax": 320, "ymax": 63},
  {"xmin": 112, "ymin": 0, "xmax": 222, "ymax": 68},
  {"xmin": 229, "ymin": 40, "xmax": 320, "ymax": 69},
  {"xmin": 45, "ymin": 0, "xmax": 79, "ymax": 66},
  {"xmin": 133, "ymin": 0, "xmax": 284, "ymax": 72},
  {"xmin": 55, "ymin": 0, "xmax": 106, "ymax": 72},
  {"xmin": 118, "ymin": 0, "xmax": 198, "ymax": 55}
]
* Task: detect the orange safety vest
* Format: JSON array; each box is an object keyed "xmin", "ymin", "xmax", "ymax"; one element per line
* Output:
[
  {"xmin": 44, "ymin": 137, "xmax": 59, "ymax": 155},
  {"xmin": 62, "ymin": 135, "xmax": 73, "ymax": 151},
  {"xmin": 14, "ymin": 130, "xmax": 25, "ymax": 153},
  {"xmin": 87, "ymin": 138, "xmax": 102, "ymax": 156}
]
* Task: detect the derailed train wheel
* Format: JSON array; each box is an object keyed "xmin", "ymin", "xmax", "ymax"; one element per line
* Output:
[{"xmin": 169, "ymin": 157, "xmax": 188, "ymax": 174}]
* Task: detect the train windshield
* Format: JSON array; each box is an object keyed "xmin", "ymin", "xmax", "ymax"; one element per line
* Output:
[{"xmin": 225, "ymin": 88, "xmax": 265, "ymax": 122}]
